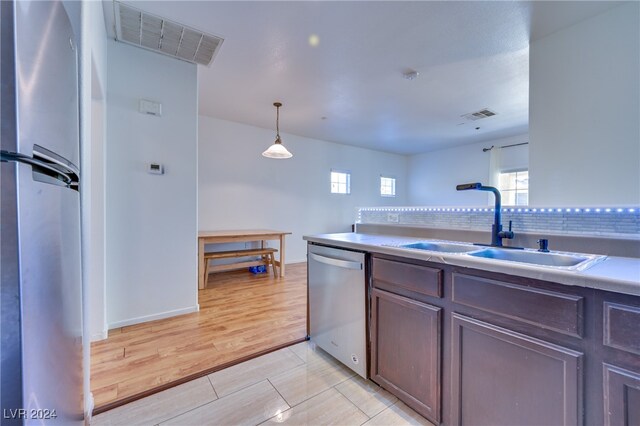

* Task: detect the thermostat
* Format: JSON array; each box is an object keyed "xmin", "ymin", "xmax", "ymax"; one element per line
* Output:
[{"xmin": 148, "ymin": 163, "xmax": 164, "ymax": 175}]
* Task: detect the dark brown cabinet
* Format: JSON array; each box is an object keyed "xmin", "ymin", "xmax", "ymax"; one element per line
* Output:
[
  {"xmin": 370, "ymin": 288, "xmax": 442, "ymax": 424},
  {"xmin": 450, "ymin": 314, "xmax": 583, "ymax": 426},
  {"xmin": 600, "ymin": 298, "xmax": 640, "ymax": 426},
  {"xmin": 367, "ymin": 252, "xmax": 640, "ymax": 426},
  {"xmin": 603, "ymin": 363, "xmax": 640, "ymax": 426}
]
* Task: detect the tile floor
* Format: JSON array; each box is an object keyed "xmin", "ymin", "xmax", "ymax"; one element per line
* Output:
[{"xmin": 92, "ymin": 341, "xmax": 434, "ymax": 426}]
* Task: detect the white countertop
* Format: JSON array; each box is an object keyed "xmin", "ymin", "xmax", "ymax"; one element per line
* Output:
[{"xmin": 303, "ymin": 232, "xmax": 640, "ymax": 296}]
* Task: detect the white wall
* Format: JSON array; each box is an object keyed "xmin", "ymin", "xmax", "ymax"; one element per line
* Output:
[
  {"xmin": 198, "ymin": 116, "xmax": 408, "ymax": 263},
  {"xmin": 529, "ymin": 2, "xmax": 640, "ymax": 206},
  {"xmin": 106, "ymin": 40, "xmax": 198, "ymax": 328},
  {"xmin": 408, "ymin": 134, "xmax": 528, "ymax": 206}
]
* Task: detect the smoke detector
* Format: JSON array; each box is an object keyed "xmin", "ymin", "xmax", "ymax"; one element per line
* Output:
[
  {"xmin": 461, "ymin": 108, "xmax": 497, "ymax": 121},
  {"xmin": 113, "ymin": 2, "xmax": 224, "ymax": 66}
]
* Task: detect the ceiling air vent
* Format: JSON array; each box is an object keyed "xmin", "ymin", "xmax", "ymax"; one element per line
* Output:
[
  {"xmin": 461, "ymin": 108, "xmax": 497, "ymax": 121},
  {"xmin": 113, "ymin": 2, "xmax": 224, "ymax": 66}
]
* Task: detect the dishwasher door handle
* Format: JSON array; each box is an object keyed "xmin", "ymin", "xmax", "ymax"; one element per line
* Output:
[{"xmin": 309, "ymin": 252, "xmax": 363, "ymax": 270}]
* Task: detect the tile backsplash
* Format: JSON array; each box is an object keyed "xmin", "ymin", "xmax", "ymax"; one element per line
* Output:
[{"xmin": 357, "ymin": 207, "xmax": 640, "ymax": 237}]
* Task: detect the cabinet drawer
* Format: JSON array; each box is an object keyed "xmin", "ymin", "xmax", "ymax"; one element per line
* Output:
[
  {"xmin": 372, "ymin": 257, "xmax": 442, "ymax": 298},
  {"xmin": 604, "ymin": 302, "xmax": 640, "ymax": 355},
  {"xmin": 452, "ymin": 273, "xmax": 584, "ymax": 338}
]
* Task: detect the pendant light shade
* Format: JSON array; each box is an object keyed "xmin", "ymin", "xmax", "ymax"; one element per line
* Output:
[{"xmin": 262, "ymin": 102, "xmax": 293, "ymax": 159}]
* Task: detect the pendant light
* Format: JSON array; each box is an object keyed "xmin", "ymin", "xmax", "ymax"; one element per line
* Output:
[{"xmin": 262, "ymin": 102, "xmax": 293, "ymax": 159}]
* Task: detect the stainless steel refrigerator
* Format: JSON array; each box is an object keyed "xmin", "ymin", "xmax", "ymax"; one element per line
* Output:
[{"xmin": 1, "ymin": 1, "xmax": 83, "ymax": 424}]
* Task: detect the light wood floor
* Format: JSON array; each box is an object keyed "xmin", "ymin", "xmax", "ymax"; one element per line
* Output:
[{"xmin": 90, "ymin": 263, "xmax": 307, "ymax": 412}]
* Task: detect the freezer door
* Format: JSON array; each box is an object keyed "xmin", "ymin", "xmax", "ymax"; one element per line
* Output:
[{"xmin": 15, "ymin": 0, "xmax": 79, "ymax": 166}]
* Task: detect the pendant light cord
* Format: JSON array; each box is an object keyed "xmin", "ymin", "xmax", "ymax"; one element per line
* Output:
[{"xmin": 276, "ymin": 105, "xmax": 281, "ymax": 142}]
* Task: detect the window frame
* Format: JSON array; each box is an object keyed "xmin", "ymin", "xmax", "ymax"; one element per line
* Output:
[
  {"xmin": 498, "ymin": 168, "xmax": 529, "ymax": 206},
  {"xmin": 380, "ymin": 175, "xmax": 397, "ymax": 197},
  {"xmin": 330, "ymin": 169, "xmax": 351, "ymax": 195}
]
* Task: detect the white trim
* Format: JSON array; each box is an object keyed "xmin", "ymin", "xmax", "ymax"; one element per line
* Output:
[
  {"xmin": 84, "ymin": 393, "xmax": 95, "ymax": 424},
  {"xmin": 108, "ymin": 304, "xmax": 200, "ymax": 329},
  {"xmin": 90, "ymin": 330, "xmax": 109, "ymax": 342}
]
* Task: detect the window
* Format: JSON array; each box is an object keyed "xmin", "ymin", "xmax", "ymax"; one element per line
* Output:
[
  {"xmin": 380, "ymin": 176, "xmax": 396, "ymax": 197},
  {"xmin": 499, "ymin": 170, "xmax": 529, "ymax": 206},
  {"xmin": 330, "ymin": 170, "xmax": 351, "ymax": 194}
]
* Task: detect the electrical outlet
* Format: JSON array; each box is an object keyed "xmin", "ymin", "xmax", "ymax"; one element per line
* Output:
[{"xmin": 387, "ymin": 213, "xmax": 399, "ymax": 223}]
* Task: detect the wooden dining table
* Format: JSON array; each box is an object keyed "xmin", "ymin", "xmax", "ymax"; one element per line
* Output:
[{"xmin": 198, "ymin": 229, "xmax": 292, "ymax": 289}]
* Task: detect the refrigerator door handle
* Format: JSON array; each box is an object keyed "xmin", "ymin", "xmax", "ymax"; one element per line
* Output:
[
  {"xmin": 1, "ymin": 149, "xmax": 79, "ymax": 190},
  {"xmin": 32, "ymin": 144, "xmax": 79, "ymax": 176}
]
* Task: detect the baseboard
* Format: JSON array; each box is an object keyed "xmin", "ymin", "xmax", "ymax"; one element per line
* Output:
[
  {"xmin": 108, "ymin": 305, "xmax": 200, "ymax": 329},
  {"xmin": 90, "ymin": 330, "xmax": 109, "ymax": 342},
  {"xmin": 84, "ymin": 392, "xmax": 95, "ymax": 425}
]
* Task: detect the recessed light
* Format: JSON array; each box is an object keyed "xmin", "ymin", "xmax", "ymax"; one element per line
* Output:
[{"xmin": 308, "ymin": 34, "xmax": 320, "ymax": 47}]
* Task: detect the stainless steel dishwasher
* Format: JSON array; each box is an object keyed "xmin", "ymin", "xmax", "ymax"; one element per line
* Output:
[{"xmin": 308, "ymin": 244, "xmax": 367, "ymax": 378}]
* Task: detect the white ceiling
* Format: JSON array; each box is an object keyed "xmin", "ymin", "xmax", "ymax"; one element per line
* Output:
[{"xmin": 108, "ymin": 1, "xmax": 620, "ymax": 155}]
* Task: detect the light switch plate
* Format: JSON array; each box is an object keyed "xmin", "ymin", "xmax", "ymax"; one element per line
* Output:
[{"xmin": 139, "ymin": 99, "xmax": 162, "ymax": 116}]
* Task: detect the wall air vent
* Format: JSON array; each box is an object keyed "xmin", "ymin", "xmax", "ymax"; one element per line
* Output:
[
  {"xmin": 113, "ymin": 2, "xmax": 223, "ymax": 66},
  {"xmin": 461, "ymin": 108, "xmax": 497, "ymax": 121}
]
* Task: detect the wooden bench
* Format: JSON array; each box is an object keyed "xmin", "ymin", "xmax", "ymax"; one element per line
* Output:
[{"xmin": 203, "ymin": 248, "xmax": 278, "ymax": 284}]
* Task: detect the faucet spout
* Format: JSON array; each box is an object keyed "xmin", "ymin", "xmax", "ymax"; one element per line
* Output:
[{"xmin": 456, "ymin": 182, "xmax": 514, "ymax": 247}]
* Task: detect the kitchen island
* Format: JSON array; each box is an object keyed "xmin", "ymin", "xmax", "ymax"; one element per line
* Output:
[{"xmin": 304, "ymin": 231, "xmax": 640, "ymax": 426}]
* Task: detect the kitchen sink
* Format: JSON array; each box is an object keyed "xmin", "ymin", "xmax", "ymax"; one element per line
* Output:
[
  {"xmin": 389, "ymin": 240, "xmax": 606, "ymax": 271},
  {"xmin": 468, "ymin": 247, "xmax": 604, "ymax": 270},
  {"xmin": 398, "ymin": 241, "xmax": 479, "ymax": 253}
]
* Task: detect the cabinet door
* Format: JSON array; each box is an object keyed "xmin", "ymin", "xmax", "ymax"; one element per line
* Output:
[
  {"xmin": 603, "ymin": 364, "xmax": 640, "ymax": 426},
  {"xmin": 370, "ymin": 288, "xmax": 441, "ymax": 423},
  {"xmin": 451, "ymin": 314, "xmax": 583, "ymax": 426}
]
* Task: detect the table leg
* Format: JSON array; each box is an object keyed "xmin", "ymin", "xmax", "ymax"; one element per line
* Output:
[
  {"xmin": 279, "ymin": 235, "xmax": 286, "ymax": 277},
  {"xmin": 198, "ymin": 238, "xmax": 205, "ymax": 290}
]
